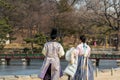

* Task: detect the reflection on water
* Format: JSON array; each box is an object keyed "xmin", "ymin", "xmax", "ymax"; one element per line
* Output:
[{"xmin": 0, "ymin": 59, "xmax": 119, "ymax": 75}]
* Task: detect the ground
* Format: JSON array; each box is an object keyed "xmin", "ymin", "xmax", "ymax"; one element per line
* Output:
[{"xmin": 15, "ymin": 69, "xmax": 120, "ymax": 80}]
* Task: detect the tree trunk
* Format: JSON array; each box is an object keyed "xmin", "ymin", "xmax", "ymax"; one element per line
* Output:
[
  {"xmin": 31, "ymin": 42, "xmax": 34, "ymax": 54},
  {"xmin": 29, "ymin": 25, "xmax": 34, "ymax": 53},
  {"xmin": 116, "ymin": 31, "xmax": 120, "ymax": 51}
]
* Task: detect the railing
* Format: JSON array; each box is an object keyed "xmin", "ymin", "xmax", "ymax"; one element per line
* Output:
[
  {"xmin": 90, "ymin": 54, "xmax": 120, "ymax": 60},
  {"xmin": 0, "ymin": 53, "xmax": 120, "ymax": 66},
  {"xmin": 0, "ymin": 53, "xmax": 120, "ymax": 59},
  {"xmin": 0, "ymin": 53, "xmax": 44, "ymax": 59}
]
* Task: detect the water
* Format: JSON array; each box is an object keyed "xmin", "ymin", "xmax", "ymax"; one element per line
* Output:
[{"xmin": 0, "ymin": 59, "xmax": 119, "ymax": 75}]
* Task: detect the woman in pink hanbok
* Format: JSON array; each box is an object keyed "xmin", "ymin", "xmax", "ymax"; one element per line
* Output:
[
  {"xmin": 39, "ymin": 28, "xmax": 65, "ymax": 80},
  {"xmin": 73, "ymin": 35, "xmax": 94, "ymax": 80}
]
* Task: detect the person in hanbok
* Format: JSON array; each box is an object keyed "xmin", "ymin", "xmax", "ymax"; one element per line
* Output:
[
  {"xmin": 74, "ymin": 35, "xmax": 94, "ymax": 80},
  {"xmin": 38, "ymin": 28, "xmax": 65, "ymax": 80},
  {"xmin": 64, "ymin": 47, "xmax": 78, "ymax": 80}
]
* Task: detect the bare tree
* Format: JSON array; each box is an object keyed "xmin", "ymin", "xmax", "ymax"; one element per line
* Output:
[{"xmin": 75, "ymin": 0, "xmax": 120, "ymax": 50}]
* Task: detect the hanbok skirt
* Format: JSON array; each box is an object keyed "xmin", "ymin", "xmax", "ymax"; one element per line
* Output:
[
  {"xmin": 38, "ymin": 58, "xmax": 63, "ymax": 80},
  {"xmin": 73, "ymin": 56, "xmax": 94, "ymax": 80}
]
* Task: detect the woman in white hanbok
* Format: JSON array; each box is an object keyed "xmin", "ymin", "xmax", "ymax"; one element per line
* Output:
[
  {"xmin": 38, "ymin": 28, "xmax": 65, "ymax": 80},
  {"xmin": 64, "ymin": 47, "xmax": 78, "ymax": 80}
]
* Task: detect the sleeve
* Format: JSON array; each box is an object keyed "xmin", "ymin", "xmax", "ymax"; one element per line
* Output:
[
  {"xmin": 42, "ymin": 44, "xmax": 47, "ymax": 56},
  {"xmin": 58, "ymin": 44, "xmax": 65, "ymax": 58}
]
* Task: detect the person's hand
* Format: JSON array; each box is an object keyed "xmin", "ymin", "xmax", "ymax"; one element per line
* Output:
[{"xmin": 70, "ymin": 59, "xmax": 75, "ymax": 64}]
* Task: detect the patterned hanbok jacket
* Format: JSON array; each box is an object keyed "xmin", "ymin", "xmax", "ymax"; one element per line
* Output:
[
  {"xmin": 38, "ymin": 41, "xmax": 65, "ymax": 80},
  {"xmin": 74, "ymin": 43, "xmax": 94, "ymax": 80}
]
